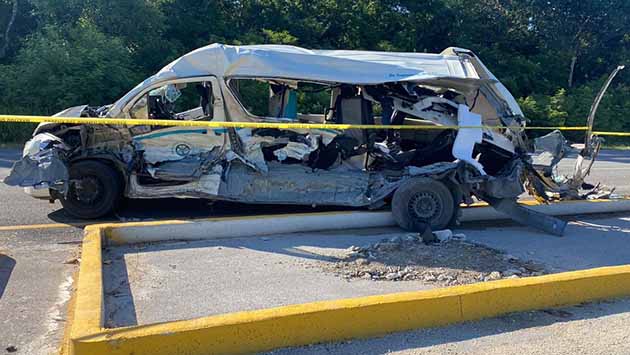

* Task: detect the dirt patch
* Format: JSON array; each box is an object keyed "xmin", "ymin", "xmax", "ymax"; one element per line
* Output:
[{"xmin": 314, "ymin": 232, "xmax": 546, "ymax": 286}]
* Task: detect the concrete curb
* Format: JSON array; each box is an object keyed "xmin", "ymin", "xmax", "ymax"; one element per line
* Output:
[
  {"xmin": 64, "ymin": 213, "xmax": 630, "ymax": 355},
  {"xmin": 106, "ymin": 199, "xmax": 630, "ymax": 244}
]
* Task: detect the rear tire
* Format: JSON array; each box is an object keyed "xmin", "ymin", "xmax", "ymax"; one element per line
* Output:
[
  {"xmin": 60, "ymin": 160, "xmax": 122, "ymax": 219},
  {"xmin": 392, "ymin": 177, "xmax": 455, "ymax": 231}
]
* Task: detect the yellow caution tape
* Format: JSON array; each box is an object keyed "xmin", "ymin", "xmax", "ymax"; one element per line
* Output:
[
  {"xmin": 592, "ymin": 131, "xmax": 630, "ymax": 137},
  {"xmin": 0, "ymin": 114, "xmax": 626, "ymax": 136}
]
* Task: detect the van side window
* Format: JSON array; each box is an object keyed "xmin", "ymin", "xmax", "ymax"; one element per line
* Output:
[
  {"xmin": 129, "ymin": 81, "xmax": 215, "ymax": 121},
  {"xmin": 228, "ymin": 78, "xmax": 332, "ymax": 122}
]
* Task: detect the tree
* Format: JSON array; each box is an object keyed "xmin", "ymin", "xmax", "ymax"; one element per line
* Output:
[
  {"xmin": 530, "ymin": 0, "xmax": 630, "ymax": 88},
  {"xmin": 0, "ymin": 0, "xmax": 17, "ymax": 58},
  {"xmin": 0, "ymin": 20, "xmax": 141, "ymax": 115}
]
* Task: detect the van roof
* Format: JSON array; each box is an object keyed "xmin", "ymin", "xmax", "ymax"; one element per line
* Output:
[{"xmin": 152, "ymin": 43, "xmax": 488, "ymax": 88}]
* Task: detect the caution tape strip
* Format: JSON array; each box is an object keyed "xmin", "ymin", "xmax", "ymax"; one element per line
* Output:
[
  {"xmin": 0, "ymin": 114, "xmax": 628, "ymax": 136},
  {"xmin": 592, "ymin": 131, "xmax": 630, "ymax": 137}
]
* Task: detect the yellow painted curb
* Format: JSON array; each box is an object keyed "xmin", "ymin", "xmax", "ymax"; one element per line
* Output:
[
  {"xmin": 64, "ymin": 222, "xmax": 630, "ymax": 355},
  {"xmin": 69, "ymin": 228, "xmax": 104, "ymax": 344}
]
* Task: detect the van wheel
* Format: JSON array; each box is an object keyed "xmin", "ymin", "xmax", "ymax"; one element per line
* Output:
[
  {"xmin": 60, "ymin": 160, "xmax": 122, "ymax": 219},
  {"xmin": 392, "ymin": 177, "xmax": 455, "ymax": 231}
]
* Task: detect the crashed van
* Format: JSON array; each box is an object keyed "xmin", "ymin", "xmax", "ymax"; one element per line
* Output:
[{"xmin": 4, "ymin": 44, "xmax": 609, "ymax": 235}]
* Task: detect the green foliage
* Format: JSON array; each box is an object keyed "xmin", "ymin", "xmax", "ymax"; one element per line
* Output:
[
  {"xmin": 0, "ymin": 0, "xmax": 628, "ymax": 143},
  {"xmin": 0, "ymin": 20, "xmax": 140, "ymax": 115},
  {"xmin": 233, "ymin": 79, "xmax": 270, "ymax": 117},
  {"xmin": 518, "ymin": 89, "xmax": 568, "ymax": 128},
  {"xmin": 262, "ymin": 29, "xmax": 298, "ymax": 45},
  {"xmin": 296, "ymin": 85, "xmax": 331, "ymax": 115}
]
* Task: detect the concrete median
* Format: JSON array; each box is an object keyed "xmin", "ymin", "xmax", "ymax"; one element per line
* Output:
[{"xmin": 106, "ymin": 198, "xmax": 630, "ymax": 245}]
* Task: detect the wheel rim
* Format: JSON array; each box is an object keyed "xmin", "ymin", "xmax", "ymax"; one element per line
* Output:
[
  {"xmin": 408, "ymin": 191, "xmax": 442, "ymax": 221},
  {"xmin": 70, "ymin": 176, "xmax": 103, "ymax": 206}
]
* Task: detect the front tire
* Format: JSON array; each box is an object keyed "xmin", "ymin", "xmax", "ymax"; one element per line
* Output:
[
  {"xmin": 60, "ymin": 160, "xmax": 122, "ymax": 219},
  {"xmin": 392, "ymin": 177, "xmax": 455, "ymax": 231}
]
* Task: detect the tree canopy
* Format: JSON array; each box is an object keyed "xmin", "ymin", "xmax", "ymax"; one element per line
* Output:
[{"xmin": 0, "ymin": 0, "xmax": 628, "ymax": 143}]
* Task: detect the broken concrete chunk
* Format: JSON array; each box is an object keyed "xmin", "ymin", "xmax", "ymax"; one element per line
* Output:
[
  {"xmin": 503, "ymin": 268, "xmax": 522, "ymax": 277},
  {"xmin": 433, "ymin": 229, "xmax": 453, "ymax": 243},
  {"xmin": 485, "ymin": 271, "xmax": 502, "ymax": 281}
]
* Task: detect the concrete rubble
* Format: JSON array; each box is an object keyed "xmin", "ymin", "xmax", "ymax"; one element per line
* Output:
[{"xmin": 317, "ymin": 230, "xmax": 546, "ymax": 286}]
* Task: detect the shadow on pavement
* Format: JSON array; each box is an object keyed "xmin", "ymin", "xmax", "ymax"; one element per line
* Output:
[
  {"xmin": 102, "ymin": 249, "xmax": 138, "ymax": 328},
  {"xmin": 0, "ymin": 253, "xmax": 16, "ymax": 300},
  {"xmin": 46, "ymin": 198, "xmax": 352, "ymax": 225}
]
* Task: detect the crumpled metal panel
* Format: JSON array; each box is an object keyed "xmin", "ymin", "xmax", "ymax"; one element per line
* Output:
[
  {"xmin": 219, "ymin": 162, "xmax": 372, "ymax": 206},
  {"xmin": 4, "ymin": 150, "xmax": 68, "ymax": 189}
]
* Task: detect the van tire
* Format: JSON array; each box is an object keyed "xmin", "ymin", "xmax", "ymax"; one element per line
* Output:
[
  {"xmin": 60, "ymin": 160, "xmax": 122, "ymax": 219},
  {"xmin": 392, "ymin": 177, "xmax": 455, "ymax": 231}
]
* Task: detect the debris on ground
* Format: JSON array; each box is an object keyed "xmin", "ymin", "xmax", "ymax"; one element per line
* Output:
[
  {"xmin": 63, "ymin": 257, "xmax": 79, "ymax": 265},
  {"xmin": 315, "ymin": 230, "xmax": 546, "ymax": 286}
]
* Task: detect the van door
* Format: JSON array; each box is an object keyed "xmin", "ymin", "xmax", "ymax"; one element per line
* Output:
[{"xmin": 125, "ymin": 77, "xmax": 227, "ymax": 184}]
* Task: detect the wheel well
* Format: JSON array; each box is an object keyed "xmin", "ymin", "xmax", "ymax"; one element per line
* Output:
[
  {"xmin": 394, "ymin": 171, "xmax": 463, "ymax": 205},
  {"xmin": 69, "ymin": 157, "xmax": 127, "ymax": 187},
  {"xmin": 442, "ymin": 178, "xmax": 463, "ymax": 205},
  {"xmin": 391, "ymin": 172, "xmax": 463, "ymax": 226}
]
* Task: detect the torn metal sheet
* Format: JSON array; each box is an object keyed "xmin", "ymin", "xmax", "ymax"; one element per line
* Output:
[
  {"xmin": 452, "ymin": 104, "xmax": 486, "ymax": 175},
  {"xmin": 530, "ymin": 129, "xmax": 611, "ymax": 201},
  {"xmin": 533, "ymin": 130, "xmax": 568, "ymax": 169},
  {"xmin": 128, "ymin": 165, "xmax": 223, "ymax": 199},
  {"xmin": 4, "ymin": 133, "xmax": 70, "ymax": 190},
  {"xmin": 487, "ymin": 198, "xmax": 567, "ymax": 236},
  {"xmin": 482, "ymin": 160, "xmax": 525, "ymax": 199},
  {"xmin": 406, "ymin": 162, "xmax": 458, "ymax": 176},
  {"xmin": 147, "ymin": 156, "xmax": 204, "ymax": 181},
  {"xmin": 273, "ymin": 133, "xmax": 319, "ymax": 162},
  {"xmin": 4, "ymin": 151, "xmax": 68, "ymax": 189},
  {"xmin": 273, "ymin": 142, "xmax": 314, "ymax": 161},
  {"xmin": 219, "ymin": 162, "xmax": 372, "ymax": 206}
]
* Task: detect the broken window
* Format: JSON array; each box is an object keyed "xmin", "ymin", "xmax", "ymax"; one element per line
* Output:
[
  {"xmin": 129, "ymin": 81, "xmax": 215, "ymax": 121},
  {"xmin": 228, "ymin": 78, "xmax": 332, "ymax": 121}
]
